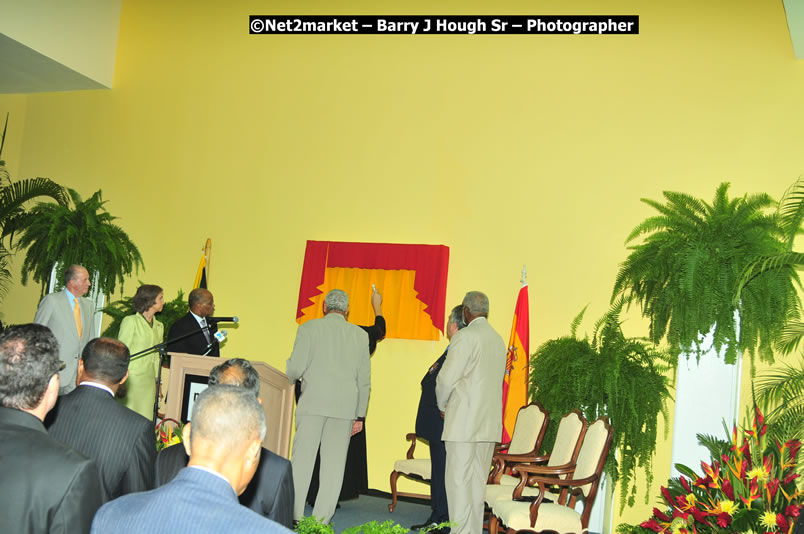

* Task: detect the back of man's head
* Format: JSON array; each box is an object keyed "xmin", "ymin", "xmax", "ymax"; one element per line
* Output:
[
  {"xmin": 324, "ymin": 289, "xmax": 349, "ymax": 314},
  {"xmin": 190, "ymin": 385, "xmax": 266, "ymax": 455},
  {"xmin": 0, "ymin": 324, "xmax": 61, "ymax": 410},
  {"xmin": 463, "ymin": 291, "xmax": 490, "ymax": 318},
  {"xmin": 81, "ymin": 338, "xmax": 130, "ymax": 385},
  {"xmin": 208, "ymin": 358, "xmax": 260, "ymax": 397}
]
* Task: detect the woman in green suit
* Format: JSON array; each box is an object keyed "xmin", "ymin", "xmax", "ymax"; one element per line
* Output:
[{"xmin": 118, "ymin": 284, "xmax": 165, "ymax": 420}]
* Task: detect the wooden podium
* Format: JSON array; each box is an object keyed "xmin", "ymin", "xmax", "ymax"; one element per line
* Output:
[{"xmin": 163, "ymin": 353, "xmax": 294, "ymax": 458}]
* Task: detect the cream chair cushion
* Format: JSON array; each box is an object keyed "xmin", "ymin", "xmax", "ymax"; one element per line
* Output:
[
  {"xmin": 394, "ymin": 458, "xmax": 431, "ymax": 479},
  {"xmin": 494, "ymin": 499, "xmax": 583, "ymax": 534}
]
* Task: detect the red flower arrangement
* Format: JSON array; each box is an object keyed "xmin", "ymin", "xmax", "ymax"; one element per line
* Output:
[{"xmin": 618, "ymin": 406, "xmax": 803, "ymax": 534}]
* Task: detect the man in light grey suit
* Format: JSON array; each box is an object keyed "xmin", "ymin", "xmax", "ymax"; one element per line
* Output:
[
  {"xmin": 436, "ymin": 291, "xmax": 506, "ymax": 534},
  {"xmin": 91, "ymin": 385, "xmax": 291, "ymax": 534},
  {"xmin": 287, "ymin": 289, "xmax": 371, "ymax": 524},
  {"xmin": 33, "ymin": 264, "xmax": 95, "ymax": 394}
]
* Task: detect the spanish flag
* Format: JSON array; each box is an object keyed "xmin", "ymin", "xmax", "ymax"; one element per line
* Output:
[
  {"xmin": 502, "ymin": 280, "xmax": 529, "ymax": 443},
  {"xmin": 296, "ymin": 241, "xmax": 449, "ymax": 340}
]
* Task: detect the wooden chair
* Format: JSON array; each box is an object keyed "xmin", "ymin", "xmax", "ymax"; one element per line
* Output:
[
  {"xmin": 489, "ymin": 417, "xmax": 613, "ymax": 534},
  {"xmin": 485, "ymin": 409, "xmax": 586, "ymax": 507},
  {"xmin": 488, "ymin": 402, "xmax": 550, "ymax": 483},
  {"xmin": 388, "ymin": 433, "xmax": 432, "ymax": 512}
]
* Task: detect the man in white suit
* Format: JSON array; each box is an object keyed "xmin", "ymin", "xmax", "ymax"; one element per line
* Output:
[
  {"xmin": 287, "ymin": 289, "xmax": 371, "ymax": 524},
  {"xmin": 436, "ymin": 291, "xmax": 506, "ymax": 534},
  {"xmin": 34, "ymin": 264, "xmax": 95, "ymax": 394}
]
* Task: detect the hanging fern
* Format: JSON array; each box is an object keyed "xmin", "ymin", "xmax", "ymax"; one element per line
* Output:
[
  {"xmin": 612, "ymin": 182, "xmax": 800, "ymax": 367},
  {"xmin": 529, "ymin": 301, "xmax": 673, "ymax": 512},
  {"xmin": 10, "ymin": 188, "xmax": 143, "ymax": 297}
]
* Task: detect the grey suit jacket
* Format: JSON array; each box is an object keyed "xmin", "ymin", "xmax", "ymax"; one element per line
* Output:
[
  {"xmin": 0, "ymin": 406, "xmax": 102, "ymax": 534},
  {"xmin": 287, "ymin": 313, "xmax": 371, "ymax": 419},
  {"xmin": 46, "ymin": 384, "xmax": 156, "ymax": 502},
  {"xmin": 33, "ymin": 290, "xmax": 95, "ymax": 394},
  {"xmin": 155, "ymin": 443, "xmax": 295, "ymax": 528},
  {"xmin": 91, "ymin": 467, "xmax": 292, "ymax": 534},
  {"xmin": 436, "ymin": 316, "xmax": 507, "ymax": 442}
]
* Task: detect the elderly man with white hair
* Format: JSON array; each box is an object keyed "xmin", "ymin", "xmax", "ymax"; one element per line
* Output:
[
  {"xmin": 287, "ymin": 289, "xmax": 371, "ymax": 524},
  {"xmin": 91, "ymin": 385, "xmax": 290, "ymax": 534},
  {"xmin": 436, "ymin": 291, "xmax": 507, "ymax": 534}
]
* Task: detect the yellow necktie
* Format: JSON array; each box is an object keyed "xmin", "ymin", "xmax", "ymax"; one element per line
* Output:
[{"xmin": 73, "ymin": 299, "xmax": 83, "ymax": 338}]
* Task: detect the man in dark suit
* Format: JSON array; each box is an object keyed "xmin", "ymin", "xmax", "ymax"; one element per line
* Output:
[
  {"xmin": 167, "ymin": 288, "xmax": 219, "ymax": 356},
  {"xmin": 0, "ymin": 324, "xmax": 102, "ymax": 534},
  {"xmin": 410, "ymin": 304, "xmax": 465, "ymax": 531},
  {"xmin": 47, "ymin": 337, "xmax": 155, "ymax": 502},
  {"xmin": 155, "ymin": 358, "xmax": 294, "ymax": 528},
  {"xmin": 92, "ymin": 385, "xmax": 291, "ymax": 534}
]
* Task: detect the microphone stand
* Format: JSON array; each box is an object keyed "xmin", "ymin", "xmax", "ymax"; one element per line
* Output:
[{"xmin": 129, "ymin": 326, "xmax": 217, "ymax": 426}]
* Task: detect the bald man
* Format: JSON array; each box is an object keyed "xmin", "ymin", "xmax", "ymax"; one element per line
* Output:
[
  {"xmin": 92, "ymin": 385, "xmax": 291, "ymax": 534},
  {"xmin": 155, "ymin": 358, "xmax": 294, "ymax": 527},
  {"xmin": 167, "ymin": 288, "xmax": 220, "ymax": 356}
]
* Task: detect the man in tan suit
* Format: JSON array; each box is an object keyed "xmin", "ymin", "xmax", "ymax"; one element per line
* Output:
[
  {"xmin": 33, "ymin": 264, "xmax": 95, "ymax": 394},
  {"xmin": 287, "ymin": 289, "xmax": 371, "ymax": 524},
  {"xmin": 436, "ymin": 291, "xmax": 506, "ymax": 534}
]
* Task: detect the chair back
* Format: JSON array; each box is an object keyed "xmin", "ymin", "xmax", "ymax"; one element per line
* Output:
[
  {"xmin": 507, "ymin": 402, "xmax": 549, "ymax": 455},
  {"xmin": 546, "ymin": 409, "xmax": 586, "ymax": 469},
  {"xmin": 574, "ymin": 417, "xmax": 613, "ymax": 497}
]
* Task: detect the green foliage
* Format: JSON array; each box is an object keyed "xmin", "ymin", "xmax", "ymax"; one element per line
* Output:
[
  {"xmin": 612, "ymin": 182, "xmax": 800, "ymax": 367},
  {"xmin": 736, "ymin": 177, "xmax": 804, "ymax": 354},
  {"xmin": 342, "ymin": 520, "xmax": 409, "ymax": 534},
  {"xmin": 10, "ymin": 188, "xmax": 144, "ymax": 297},
  {"xmin": 0, "ymin": 162, "xmax": 67, "ymax": 300},
  {"xmin": 754, "ymin": 362, "xmax": 804, "ymax": 479},
  {"xmin": 529, "ymin": 301, "xmax": 674, "ymax": 512},
  {"xmin": 295, "ymin": 517, "xmax": 423, "ymax": 534},
  {"xmin": 294, "ymin": 516, "xmax": 335, "ymax": 534},
  {"xmin": 101, "ymin": 288, "xmax": 187, "ymax": 341}
]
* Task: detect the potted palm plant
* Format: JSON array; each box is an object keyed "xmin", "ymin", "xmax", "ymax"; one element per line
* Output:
[
  {"xmin": 612, "ymin": 183, "xmax": 800, "ymax": 366},
  {"xmin": 8, "ymin": 188, "xmax": 143, "ymax": 297}
]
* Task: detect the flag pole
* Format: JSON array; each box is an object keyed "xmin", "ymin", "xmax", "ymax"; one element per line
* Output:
[
  {"xmin": 204, "ymin": 238, "xmax": 212, "ymax": 287},
  {"xmin": 521, "ymin": 265, "xmax": 527, "ymax": 287}
]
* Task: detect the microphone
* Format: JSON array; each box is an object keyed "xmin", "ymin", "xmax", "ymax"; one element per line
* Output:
[
  {"xmin": 207, "ymin": 316, "xmax": 239, "ymax": 324},
  {"xmin": 203, "ymin": 330, "xmax": 227, "ymax": 356},
  {"xmin": 213, "ymin": 330, "xmax": 228, "ymax": 343}
]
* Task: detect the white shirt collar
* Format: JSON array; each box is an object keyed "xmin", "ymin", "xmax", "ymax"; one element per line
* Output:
[
  {"xmin": 190, "ymin": 310, "xmax": 207, "ymax": 327},
  {"xmin": 78, "ymin": 381, "xmax": 114, "ymax": 397}
]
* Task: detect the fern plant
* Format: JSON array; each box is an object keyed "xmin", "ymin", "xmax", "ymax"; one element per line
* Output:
[
  {"xmin": 736, "ymin": 177, "xmax": 804, "ymax": 354},
  {"xmin": 9, "ymin": 188, "xmax": 143, "ymax": 297},
  {"xmin": 529, "ymin": 301, "xmax": 673, "ymax": 512},
  {"xmin": 612, "ymin": 182, "xmax": 800, "ymax": 366}
]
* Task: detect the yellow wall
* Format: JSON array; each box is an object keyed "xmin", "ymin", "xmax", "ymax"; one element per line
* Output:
[{"xmin": 2, "ymin": 0, "xmax": 804, "ymax": 528}]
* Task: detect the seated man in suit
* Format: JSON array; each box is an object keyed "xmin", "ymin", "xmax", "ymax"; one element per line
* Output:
[
  {"xmin": 0, "ymin": 324, "xmax": 102, "ymax": 533},
  {"xmin": 47, "ymin": 337, "xmax": 156, "ymax": 502},
  {"xmin": 92, "ymin": 385, "xmax": 291, "ymax": 533},
  {"xmin": 156, "ymin": 358, "xmax": 294, "ymax": 527},
  {"xmin": 167, "ymin": 288, "xmax": 219, "ymax": 356}
]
